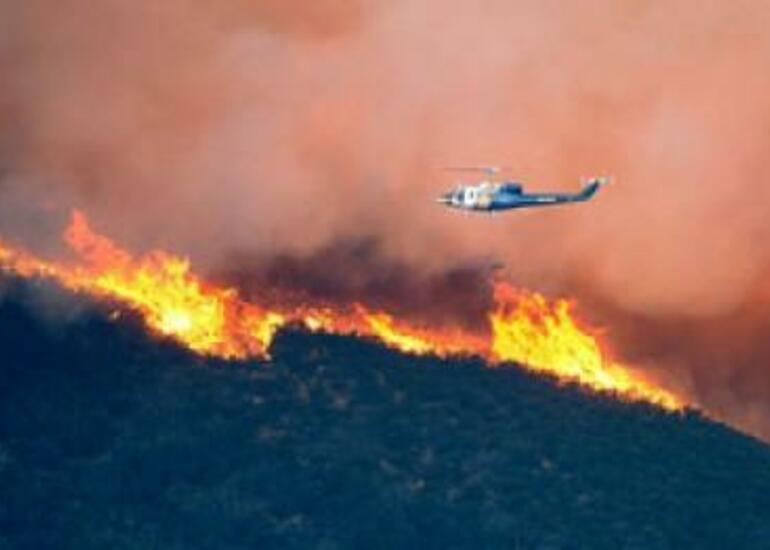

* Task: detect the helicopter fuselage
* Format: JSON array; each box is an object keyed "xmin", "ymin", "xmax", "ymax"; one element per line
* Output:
[{"xmin": 437, "ymin": 179, "xmax": 605, "ymax": 212}]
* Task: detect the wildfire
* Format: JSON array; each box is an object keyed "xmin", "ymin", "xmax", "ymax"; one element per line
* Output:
[
  {"xmin": 0, "ymin": 211, "xmax": 683, "ymax": 410},
  {"xmin": 490, "ymin": 283, "xmax": 682, "ymax": 409}
]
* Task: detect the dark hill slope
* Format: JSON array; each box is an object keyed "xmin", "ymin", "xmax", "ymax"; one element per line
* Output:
[{"xmin": 1, "ymin": 278, "xmax": 770, "ymax": 549}]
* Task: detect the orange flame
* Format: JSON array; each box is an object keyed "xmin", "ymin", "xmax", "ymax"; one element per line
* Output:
[
  {"xmin": 0, "ymin": 211, "xmax": 683, "ymax": 410},
  {"xmin": 1, "ymin": 212, "xmax": 283, "ymax": 357},
  {"xmin": 490, "ymin": 283, "xmax": 682, "ymax": 409}
]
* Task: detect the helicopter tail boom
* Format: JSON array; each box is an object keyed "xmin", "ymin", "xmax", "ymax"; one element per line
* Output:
[{"xmin": 575, "ymin": 177, "xmax": 609, "ymax": 201}]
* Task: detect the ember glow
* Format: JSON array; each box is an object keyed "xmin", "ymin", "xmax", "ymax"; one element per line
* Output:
[{"xmin": 0, "ymin": 211, "xmax": 683, "ymax": 410}]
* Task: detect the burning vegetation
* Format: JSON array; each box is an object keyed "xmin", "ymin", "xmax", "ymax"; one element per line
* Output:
[{"xmin": 0, "ymin": 211, "xmax": 682, "ymax": 410}]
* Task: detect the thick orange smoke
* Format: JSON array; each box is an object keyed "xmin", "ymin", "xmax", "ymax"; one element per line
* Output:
[{"xmin": 0, "ymin": 211, "xmax": 681, "ymax": 410}]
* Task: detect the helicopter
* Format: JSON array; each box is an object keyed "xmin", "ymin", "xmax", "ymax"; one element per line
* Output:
[{"xmin": 437, "ymin": 167, "xmax": 608, "ymax": 212}]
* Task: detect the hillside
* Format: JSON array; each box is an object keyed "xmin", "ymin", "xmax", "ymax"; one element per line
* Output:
[{"xmin": 1, "ymin": 277, "xmax": 770, "ymax": 549}]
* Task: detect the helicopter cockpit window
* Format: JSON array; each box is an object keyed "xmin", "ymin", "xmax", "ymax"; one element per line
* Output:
[{"xmin": 502, "ymin": 183, "xmax": 523, "ymax": 194}]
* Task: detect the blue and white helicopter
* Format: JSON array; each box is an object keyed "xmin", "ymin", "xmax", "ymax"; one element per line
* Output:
[{"xmin": 437, "ymin": 167, "xmax": 608, "ymax": 212}]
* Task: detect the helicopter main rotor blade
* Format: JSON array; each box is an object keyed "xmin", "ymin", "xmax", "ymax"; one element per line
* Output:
[{"xmin": 443, "ymin": 166, "xmax": 511, "ymax": 176}]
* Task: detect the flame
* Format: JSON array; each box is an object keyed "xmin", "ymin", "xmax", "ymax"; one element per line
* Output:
[
  {"xmin": 1, "ymin": 212, "xmax": 283, "ymax": 358},
  {"xmin": 490, "ymin": 282, "xmax": 682, "ymax": 409},
  {"xmin": 0, "ymin": 210, "xmax": 683, "ymax": 410},
  {"xmin": 354, "ymin": 304, "xmax": 487, "ymax": 358}
]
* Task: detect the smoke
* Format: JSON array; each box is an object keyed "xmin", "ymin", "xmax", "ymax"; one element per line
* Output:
[
  {"xmin": 222, "ymin": 237, "xmax": 495, "ymax": 333},
  {"xmin": 3, "ymin": 0, "xmax": 770, "ymax": 438}
]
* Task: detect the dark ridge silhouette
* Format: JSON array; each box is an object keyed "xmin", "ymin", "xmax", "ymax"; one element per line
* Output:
[{"xmin": 1, "ymin": 275, "xmax": 770, "ymax": 549}]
